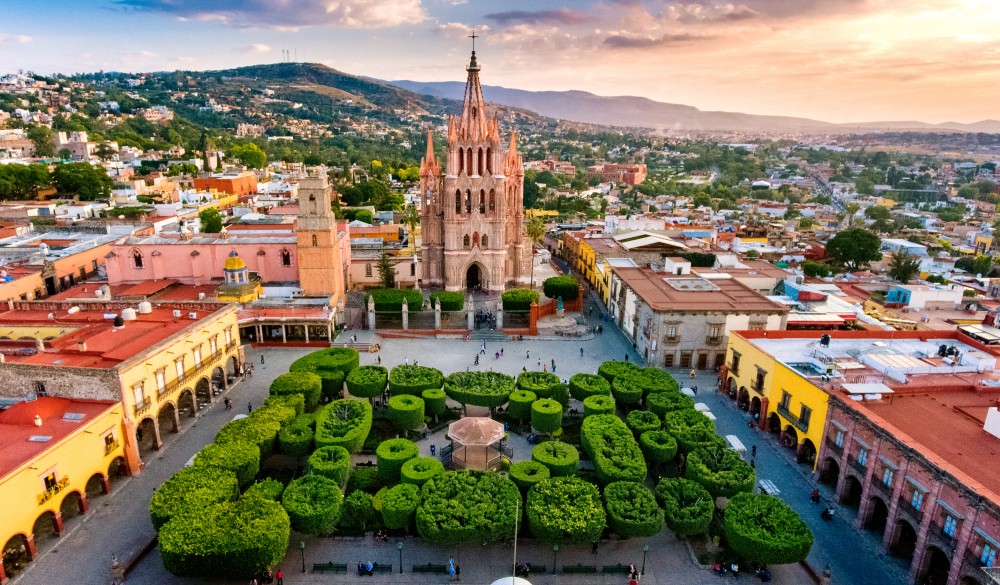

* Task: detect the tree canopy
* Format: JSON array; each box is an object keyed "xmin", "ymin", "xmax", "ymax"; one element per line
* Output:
[
  {"xmin": 199, "ymin": 208, "xmax": 224, "ymax": 233},
  {"xmin": 887, "ymin": 251, "xmax": 921, "ymax": 284},
  {"xmin": 825, "ymin": 228, "xmax": 882, "ymax": 270},
  {"xmin": 51, "ymin": 162, "xmax": 113, "ymax": 200}
]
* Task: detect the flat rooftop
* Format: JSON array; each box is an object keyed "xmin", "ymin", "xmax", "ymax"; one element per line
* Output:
[{"xmin": 613, "ymin": 266, "xmax": 789, "ymax": 312}]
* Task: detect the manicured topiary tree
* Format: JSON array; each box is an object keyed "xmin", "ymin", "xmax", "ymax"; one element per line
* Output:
[
  {"xmin": 531, "ymin": 398, "xmax": 563, "ymax": 434},
  {"xmin": 416, "ymin": 470, "xmax": 520, "ymax": 545},
  {"xmin": 308, "ymin": 446, "xmax": 352, "ymax": 486},
  {"xmin": 626, "ymin": 409, "xmax": 661, "ymax": 437},
  {"xmin": 387, "ymin": 394, "xmax": 425, "ymax": 431},
  {"xmin": 429, "ymin": 290, "xmax": 464, "ymax": 311},
  {"xmin": 597, "ymin": 360, "xmax": 639, "ymax": 384},
  {"xmin": 278, "ymin": 421, "xmax": 314, "ymax": 457},
  {"xmin": 647, "ymin": 390, "xmax": 694, "ymax": 417},
  {"xmin": 444, "ymin": 371, "xmax": 515, "ymax": 410},
  {"xmin": 367, "ymin": 289, "xmax": 424, "ymax": 312},
  {"xmin": 549, "ymin": 383, "xmax": 571, "ymax": 408},
  {"xmin": 655, "ymin": 477, "xmax": 713, "ymax": 536},
  {"xmin": 193, "ymin": 441, "xmax": 260, "ymax": 489},
  {"xmin": 338, "ymin": 490, "xmax": 379, "ymax": 533},
  {"xmin": 381, "ymin": 483, "xmax": 421, "ymax": 530},
  {"xmin": 611, "ymin": 375, "xmax": 644, "ymax": 407},
  {"xmin": 583, "ymin": 394, "xmax": 616, "ymax": 417},
  {"xmin": 639, "ymin": 430, "xmax": 678, "ymax": 464},
  {"xmin": 401, "ymin": 457, "xmax": 445, "ymax": 487},
  {"xmin": 376, "ymin": 438, "xmax": 419, "ymax": 483},
  {"xmin": 389, "ymin": 364, "xmax": 444, "ymax": 396},
  {"xmin": 542, "ymin": 275, "xmax": 579, "ymax": 301},
  {"xmin": 665, "ymin": 409, "xmax": 723, "ymax": 454},
  {"xmin": 603, "ymin": 481, "xmax": 663, "ymax": 538},
  {"xmin": 159, "ymin": 496, "xmax": 289, "ymax": 578},
  {"xmin": 269, "ymin": 371, "xmax": 323, "ymax": 410},
  {"xmin": 422, "ymin": 388, "xmax": 447, "ymax": 422},
  {"xmin": 347, "ymin": 466, "xmax": 382, "ymax": 495},
  {"xmin": 517, "ymin": 371, "xmax": 561, "ymax": 399},
  {"xmin": 569, "ymin": 373, "xmax": 612, "ymax": 401},
  {"xmin": 258, "ymin": 395, "xmax": 302, "ymax": 421},
  {"xmin": 150, "ymin": 466, "xmax": 240, "ymax": 531},
  {"xmin": 685, "ymin": 444, "xmax": 756, "ymax": 498},
  {"xmin": 527, "ymin": 476, "xmax": 606, "ymax": 544},
  {"xmin": 508, "ymin": 390, "xmax": 537, "ymax": 422},
  {"xmin": 244, "ymin": 478, "xmax": 285, "ymax": 501},
  {"xmin": 346, "ymin": 365, "xmax": 388, "ymax": 399},
  {"xmin": 509, "ymin": 461, "xmax": 551, "ymax": 493},
  {"xmin": 501, "ymin": 288, "xmax": 539, "ymax": 311},
  {"xmin": 314, "ymin": 398, "xmax": 372, "ymax": 453},
  {"xmin": 724, "ymin": 493, "xmax": 814, "ymax": 564},
  {"xmin": 580, "ymin": 414, "xmax": 647, "ymax": 484},
  {"xmin": 291, "ymin": 348, "xmax": 359, "ymax": 400},
  {"xmin": 531, "ymin": 441, "xmax": 580, "ymax": 477},
  {"xmin": 282, "ymin": 474, "xmax": 344, "ymax": 535},
  {"xmin": 623, "ymin": 367, "xmax": 680, "ymax": 398},
  {"xmin": 214, "ymin": 416, "xmax": 281, "ymax": 459}
]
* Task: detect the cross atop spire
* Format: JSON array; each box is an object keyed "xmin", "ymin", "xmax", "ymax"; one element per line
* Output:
[
  {"xmin": 469, "ymin": 29, "xmax": 478, "ymax": 52},
  {"xmin": 467, "ymin": 28, "xmax": 480, "ymax": 71}
]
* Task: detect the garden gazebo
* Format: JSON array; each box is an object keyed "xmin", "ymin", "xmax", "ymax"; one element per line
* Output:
[{"xmin": 448, "ymin": 417, "xmax": 505, "ymax": 471}]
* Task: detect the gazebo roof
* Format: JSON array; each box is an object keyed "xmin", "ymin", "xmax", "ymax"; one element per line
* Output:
[{"xmin": 448, "ymin": 416, "xmax": 504, "ymax": 446}]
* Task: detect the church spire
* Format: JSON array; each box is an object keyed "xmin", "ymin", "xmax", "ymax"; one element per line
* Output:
[
  {"xmin": 459, "ymin": 30, "xmax": 488, "ymax": 140},
  {"xmin": 424, "ymin": 129, "xmax": 435, "ymax": 164}
]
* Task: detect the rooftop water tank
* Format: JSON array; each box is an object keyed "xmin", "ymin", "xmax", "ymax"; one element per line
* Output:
[{"xmin": 121, "ymin": 308, "xmax": 137, "ymax": 321}]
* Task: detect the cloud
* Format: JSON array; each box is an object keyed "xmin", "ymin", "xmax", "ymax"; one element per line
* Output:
[
  {"xmin": 485, "ymin": 8, "xmax": 591, "ymax": 26},
  {"xmin": 244, "ymin": 43, "xmax": 272, "ymax": 53},
  {"xmin": 603, "ymin": 32, "xmax": 705, "ymax": 48},
  {"xmin": 116, "ymin": 0, "xmax": 427, "ymax": 29},
  {"xmin": 0, "ymin": 33, "xmax": 32, "ymax": 43},
  {"xmin": 437, "ymin": 22, "xmax": 490, "ymax": 38}
]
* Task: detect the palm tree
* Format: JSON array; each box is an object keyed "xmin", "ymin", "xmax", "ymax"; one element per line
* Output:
[
  {"xmin": 526, "ymin": 216, "xmax": 546, "ymax": 288},
  {"xmin": 401, "ymin": 204, "xmax": 420, "ymax": 255},
  {"xmin": 844, "ymin": 202, "xmax": 861, "ymax": 228}
]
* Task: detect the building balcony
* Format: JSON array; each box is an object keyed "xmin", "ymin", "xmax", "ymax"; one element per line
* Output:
[
  {"xmin": 664, "ymin": 337, "xmax": 679, "ymax": 345},
  {"xmin": 871, "ymin": 479, "xmax": 894, "ymax": 498},
  {"xmin": 825, "ymin": 438, "xmax": 843, "ymax": 456},
  {"xmin": 927, "ymin": 522, "xmax": 957, "ymax": 551},
  {"xmin": 846, "ymin": 455, "xmax": 867, "ymax": 476},
  {"xmin": 752, "ymin": 382, "xmax": 765, "ymax": 394},
  {"xmin": 896, "ymin": 498, "xmax": 924, "ymax": 524},
  {"xmin": 104, "ymin": 439, "xmax": 121, "ymax": 456},
  {"xmin": 37, "ymin": 476, "xmax": 70, "ymax": 506},
  {"xmin": 705, "ymin": 336, "xmax": 724, "ymax": 346},
  {"xmin": 777, "ymin": 404, "xmax": 809, "ymax": 433},
  {"xmin": 134, "ymin": 398, "xmax": 152, "ymax": 417},
  {"xmin": 156, "ymin": 350, "xmax": 234, "ymax": 402},
  {"xmin": 963, "ymin": 551, "xmax": 987, "ymax": 576},
  {"xmin": 728, "ymin": 363, "xmax": 740, "ymax": 376}
]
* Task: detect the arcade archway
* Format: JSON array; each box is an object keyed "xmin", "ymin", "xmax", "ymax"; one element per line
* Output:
[
  {"xmin": 920, "ymin": 546, "xmax": 951, "ymax": 585},
  {"xmin": 820, "ymin": 457, "xmax": 841, "ymax": 486},
  {"xmin": 841, "ymin": 475, "xmax": 863, "ymax": 507},
  {"xmin": 889, "ymin": 519, "xmax": 918, "ymax": 560},
  {"xmin": 864, "ymin": 496, "xmax": 889, "ymax": 536},
  {"xmin": 466, "ymin": 263, "xmax": 482, "ymax": 291}
]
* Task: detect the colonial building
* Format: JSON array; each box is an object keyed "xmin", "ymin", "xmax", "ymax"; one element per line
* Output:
[
  {"xmin": 419, "ymin": 48, "xmax": 530, "ymax": 292},
  {"xmin": 296, "ymin": 170, "xmax": 351, "ymax": 305}
]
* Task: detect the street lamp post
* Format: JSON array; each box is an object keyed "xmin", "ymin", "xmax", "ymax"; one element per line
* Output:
[
  {"xmin": 300, "ymin": 541, "xmax": 306, "ymax": 573},
  {"xmin": 552, "ymin": 544, "xmax": 559, "ymax": 575},
  {"xmin": 398, "ymin": 541, "xmax": 404, "ymax": 574},
  {"xmin": 641, "ymin": 544, "xmax": 649, "ymax": 575}
]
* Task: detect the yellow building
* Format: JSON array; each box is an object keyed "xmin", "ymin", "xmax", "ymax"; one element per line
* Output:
[
  {"xmin": 0, "ymin": 397, "xmax": 127, "ymax": 582},
  {"xmin": 217, "ymin": 251, "xmax": 262, "ymax": 303},
  {"xmin": 525, "ymin": 209, "xmax": 558, "ymax": 219}
]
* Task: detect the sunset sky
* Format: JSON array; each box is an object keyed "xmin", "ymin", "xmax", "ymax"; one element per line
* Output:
[{"xmin": 2, "ymin": 0, "xmax": 997, "ymax": 124}]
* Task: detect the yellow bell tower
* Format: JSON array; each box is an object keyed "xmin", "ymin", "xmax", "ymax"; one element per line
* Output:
[{"xmin": 296, "ymin": 169, "xmax": 347, "ymax": 301}]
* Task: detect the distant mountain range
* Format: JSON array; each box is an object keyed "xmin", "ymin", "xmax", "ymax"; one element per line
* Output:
[{"xmin": 390, "ymin": 79, "xmax": 1000, "ymax": 134}]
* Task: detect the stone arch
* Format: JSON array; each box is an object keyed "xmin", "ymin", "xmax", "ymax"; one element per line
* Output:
[
  {"xmin": 466, "ymin": 262, "xmax": 485, "ymax": 291},
  {"xmin": 489, "ymin": 189, "xmax": 496, "ymax": 214},
  {"xmin": 731, "ymin": 383, "xmax": 741, "ymax": 400},
  {"xmin": 107, "ymin": 456, "xmax": 129, "ymax": 482},
  {"xmin": 455, "ymin": 189, "xmax": 462, "ymax": 214},
  {"xmin": 2, "ymin": 533, "xmax": 33, "ymax": 580},
  {"xmin": 465, "ymin": 189, "xmax": 472, "ymax": 214},
  {"xmin": 960, "ymin": 576, "xmax": 984, "ymax": 585},
  {"xmin": 131, "ymin": 248, "xmax": 143, "ymax": 268},
  {"xmin": 136, "ymin": 416, "xmax": 159, "ymax": 454},
  {"xmin": 466, "ymin": 149, "xmax": 473, "ymax": 176},
  {"xmin": 767, "ymin": 412, "xmax": 782, "ymax": 434},
  {"xmin": 458, "ymin": 148, "xmax": 464, "ymax": 175},
  {"xmin": 472, "ymin": 232, "xmax": 480, "ymax": 248},
  {"xmin": 750, "ymin": 396, "xmax": 762, "ymax": 419},
  {"xmin": 178, "ymin": 389, "xmax": 197, "ymax": 418},
  {"xmin": 481, "ymin": 235, "xmax": 489, "ymax": 249},
  {"xmin": 864, "ymin": 494, "xmax": 889, "ymax": 536},
  {"xmin": 195, "ymin": 376, "xmax": 212, "ymax": 405},
  {"xmin": 782, "ymin": 425, "xmax": 799, "ymax": 449},
  {"xmin": 841, "ymin": 474, "xmax": 863, "ymax": 507},
  {"xmin": 32, "ymin": 510, "xmax": 61, "ymax": 545},
  {"xmin": 157, "ymin": 401, "xmax": 179, "ymax": 434},
  {"xmin": 59, "ymin": 489, "xmax": 86, "ymax": 523},
  {"xmin": 797, "ymin": 438, "xmax": 817, "ymax": 466},
  {"xmin": 477, "ymin": 148, "xmax": 484, "ymax": 176},
  {"xmin": 212, "ymin": 365, "xmax": 226, "ymax": 393},
  {"xmin": 820, "ymin": 457, "xmax": 841, "ymax": 486},
  {"xmin": 726, "ymin": 377, "xmax": 737, "ymax": 396},
  {"xmin": 737, "ymin": 387, "xmax": 750, "ymax": 410},
  {"xmin": 280, "ymin": 248, "xmax": 292, "ymax": 266},
  {"xmin": 486, "ymin": 148, "xmax": 492, "ymax": 174},
  {"xmin": 85, "ymin": 472, "xmax": 109, "ymax": 499},
  {"xmin": 888, "ymin": 518, "xmax": 918, "ymax": 560},
  {"xmin": 919, "ymin": 546, "xmax": 951, "ymax": 585},
  {"xmin": 479, "ymin": 189, "xmax": 486, "ymax": 213},
  {"xmin": 227, "ymin": 355, "xmax": 240, "ymax": 379}
]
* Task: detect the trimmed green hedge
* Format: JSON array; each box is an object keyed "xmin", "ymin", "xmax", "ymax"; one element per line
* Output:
[
  {"xmin": 376, "ymin": 438, "xmax": 420, "ymax": 483},
  {"xmin": 282, "ymin": 474, "xmax": 344, "ymax": 535},
  {"xmin": 389, "ymin": 365, "xmax": 444, "ymax": 396},
  {"xmin": 509, "ymin": 460, "xmax": 551, "ymax": 492},
  {"xmin": 278, "ymin": 421, "xmax": 314, "ymax": 458},
  {"xmin": 517, "ymin": 371, "xmax": 561, "ymax": 398},
  {"xmin": 665, "ymin": 409, "xmax": 722, "ymax": 454},
  {"xmin": 387, "ymin": 394, "xmax": 425, "ymax": 431},
  {"xmin": 444, "ymin": 371, "xmax": 515, "ymax": 408},
  {"xmin": 647, "ymin": 390, "xmax": 695, "ymax": 416},
  {"xmin": 430, "ymin": 290, "xmax": 464, "ymax": 311},
  {"xmin": 724, "ymin": 493, "xmax": 814, "ymax": 565},
  {"xmin": 308, "ymin": 446, "xmax": 352, "ymax": 486},
  {"xmin": 531, "ymin": 398, "xmax": 563, "ymax": 434},
  {"xmin": 416, "ymin": 470, "xmax": 520, "ymax": 545},
  {"xmin": 685, "ymin": 444, "xmax": 756, "ymax": 498},
  {"xmin": 422, "ymin": 388, "xmax": 447, "ymax": 420},
  {"xmin": 580, "ymin": 414, "xmax": 647, "ymax": 484},
  {"xmin": 193, "ymin": 441, "xmax": 260, "ymax": 488},
  {"xmin": 610, "ymin": 375, "xmax": 644, "ymax": 406},
  {"xmin": 314, "ymin": 399, "xmax": 372, "ymax": 453},
  {"xmin": 259, "ymin": 395, "xmax": 302, "ymax": 421},
  {"xmin": 569, "ymin": 373, "xmax": 611, "ymax": 401},
  {"xmin": 269, "ymin": 371, "xmax": 322, "ymax": 410},
  {"xmin": 367, "ymin": 288, "xmax": 424, "ymax": 312},
  {"xmin": 655, "ymin": 477, "xmax": 713, "ymax": 536},
  {"xmin": 621, "ymin": 367, "xmax": 680, "ymax": 397},
  {"xmin": 626, "ymin": 410, "xmax": 661, "ymax": 437},
  {"xmin": 346, "ymin": 466, "xmax": 382, "ymax": 495},
  {"xmin": 527, "ymin": 476, "xmax": 606, "ymax": 544},
  {"xmin": 214, "ymin": 416, "xmax": 281, "ymax": 459},
  {"xmin": 150, "ymin": 466, "xmax": 240, "ymax": 531},
  {"xmin": 338, "ymin": 491, "xmax": 379, "ymax": 532},
  {"xmin": 401, "ymin": 457, "xmax": 445, "ymax": 487},
  {"xmin": 597, "ymin": 361, "xmax": 639, "ymax": 384},
  {"xmin": 582, "ymin": 394, "xmax": 616, "ymax": 417},
  {"xmin": 603, "ymin": 481, "xmax": 663, "ymax": 538},
  {"xmin": 501, "ymin": 288, "xmax": 540, "ymax": 311},
  {"xmin": 291, "ymin": 348, "xmax": 359, "ymax": 400},
  {"xmin": 508, "ymin": 390, "xmax": 537, "ymax": 422},
  {"xmin": 244, "ymin": 478, "xmax": 285, "ymax": 501},
  {"xmin": 639, "ymin": 430, "xmax": 678, "ymax": 464},
  {"xmin": 346, "ymin": 365, "xmax": 388, "ymax": 398},
  {"xmin": 381, "ymin": 483, "xmax": 421, "ymax": 530},
  {"xmin": 531, "ymin": 441, "xmax": 580, "ymax": 477},
  {"xmin": 159, "ymin": 496, "xmax": 289, "ymax": 578},
  {"xmin": 543, "ymin": 275, "xmax": 579, "ymax": 301}
]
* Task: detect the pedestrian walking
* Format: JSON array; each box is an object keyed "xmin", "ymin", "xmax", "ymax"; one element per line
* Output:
[
  {"xmin": 751, "ymin": 444, "xmax": 757, "ymax": 457},
  {"xmin": 276, "ymin": 569, "xmax": 284, "ymax": 585},
  {"xmin": 629, "ymin": 563, "xmax": 638, "ymax": 580},
  {"xmin": 591, "ymin": 541, "xmax": 599, "ymax": 555},
  {"xmin": 224, "ymin": 398, "xmax": 232, "ymax": 410},
  {"xmin": 449, "ymin": 565, "xmax": 457, "ymax": 582},
  {"xmin": 624, "ymin": 353, "xmax": 630, "ymax": 362},
  {"xmin": 405, "ymin": 357, "xmax": 410, "ymax": 365},
  {"xmin": 581, "ymin": 347, "xmax": 585, "ymax": 356},
  {"xmin": 751, "ymin": 458, "xmax": 756, "ymax": 469},
  {"xmin": 496, "ymin": 351, "xmax": 500, "ymax": 360},
  {"xmin": 551, "ymin": 359, "xmax": 556, "ymax": 373},
  {"xmin": 248, "ymin": 402, "xmax": 253, "ymax": 413},
  {"xmin": 455, "ymin": 565, "xmax": 461, "ymax": 581},
  {"xmin": 475, "ymin": 354, "xmax": 479, "ymax": 366},
  {"xmin": 500, "ymin": 347, "xmax": 504, "ymax": 357},
  {"xmin": 352, "ymin": 334, "xmax": 358, "ymax": 343},
  {"xmin": 376, "ymin": 355, "xmax": 381, "ymax": 365},
  {"xmin": 526, "ymin": 350, "xmax": 530, "ymax": 359},
  {"xmin": 543, "ymin": 364, "xmax": 548, "ymax": 372},
  {"xmin": 538, "ymin": 358, "xmax": 541, "ymax": 368},
  {"xmin": 260, "ymin": 354, "xmax": 265, "ymax": 364}
]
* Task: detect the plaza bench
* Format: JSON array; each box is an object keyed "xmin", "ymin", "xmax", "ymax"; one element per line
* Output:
[
  {"xmin": 517, "ymin": 564, "xmax": 546, "ymax": 575},
  {"xmin": 412, "ymin": 563, "xmax": 449, "ymax": 574},
  {"xmin": 602, "ymin": 564, "xmax": 632, "ymax": 575},
  {"xmin": 313, "ymin": 562, "xmax": 348, "ymax": 574},
  {"xmin": 562, "ymin": 564, "xmax": 598, "ymax": 574},
  {"xmin": 372, "ymin": 564, "xmax": 392, "ymax": 574}
]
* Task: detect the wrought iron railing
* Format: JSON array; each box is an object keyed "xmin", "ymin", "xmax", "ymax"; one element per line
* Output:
[
  {"xmin": 37, "ymin": 476, "xmax": 70, "ymax": 506},
  {"xmin": 777, "ymin": 404, "xmax": 809, "ymax": 433}
]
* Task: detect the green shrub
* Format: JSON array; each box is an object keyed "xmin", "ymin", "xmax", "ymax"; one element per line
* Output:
[
  {"xmin": 531, "ymin": 398, "xmax": 563, "ymax": 434},
  {"xmin": 258, "ymin": 395, "xmax": 302, "ymax": 421},
  {"xmin": 376, "ymin": 438, "xmax": 419, "ymax": 483},
  {"xmin": 603, "ymin": 481, "xmax": 663, "ymax": 538},
  {"xmin": 278, "ymin": 421, "xmax": 314, "ymax": 457},
  {"xmin": 338, "ymin": 490, "xmax": 379, "ymax": 532},
  {"xmin": 582, "ymin": 394, "xmax": 616, "ymax": 417},
  {"xmin": 193, "ymin": 441, "xmax": 260, "ymax": 488},
  {"xmin": 647, "ymin": 390, "xmax": 694, "ymax": 416},
  {"xmin": 626, "ymin": 410, "xmax": 661, "ymax": 437},
  {"xmin": 367, "ymin": 288, "xmax": 424, "ymax": 312},
  {"xmin": 509, "ymin": 461, "xmax": 551, "ymax": 492},
  {"xmin": 269, "ymin": 371, "xmax": 322, "ymax": 410},
  {"xmin": 416, "ymin": 471, "xmax": 520, "ymax": 545},
  {"xmin": 501, "ymin": 288, "xmax": 540, "ymax": 311},
  {"xmin": 685, "ymin": 444, "xmax": 756, "ymax": 498},
  {"xmin": 215, "ymin": 417, "xmax": 281, "ymax": 459},
  {"xmin": 580, "ymin": 414, "xmax": 647, "ymax": 484},
  {"xmin": 381, "ymin": 483, "xmax": 421, "ymax": 530},
  {"xmin": 508, "ymin": 390, "xmax": 537, "ymax": 421},
  {"xmin": 444, "ymin": 371, "xmax": 515, "ymax": 408},
  {"xmin": 149, "ymin": 466, "xmax": 240, "ymax": 531},
  {"xmin": 308, "ymin": 446, "xmax": 352, "ymax": 486},
  {"xmin": 400, "ymin": 457, "xmax": 445, "ymax": 487},
  {"xmin": 531, "ymin": 441, "xmax": 580, "ymax": 477},
  {"xmin": 291, "ymin": 348, "xmax": 359, "ymax": 399},
  {"xmin": 387, "ymin": 394, "xmax": 425, "ymax": 431},
  {"xmin": 569, "ymin": 373, "xmax": 611, "ymax": 401},
  {"xmin": 620, "ymin": 367, "xmax": 680, "ymax": 397},
  {"xmin": 549, "ymin": 384, "xmax": 571, "ymax": 408},
  {"xmin": 665, "ymin": 409, "xmax": 722, "ymax": 454},
  {"xmin": 314, "ymin": 399, "xmax": 373, "ymax": 453},
  {"xmin": 282, "ymin": 474, "xmax": 344, "ymax": 535},
  {"xmin": 517, "ymin": 371, "xmax": 561, "ymax": 397},
  {"xmin": 543, "ymin": 275, "xmax": 580, "ymax": 301},
  {"xmin": 429, "ymin": 290, "xmax": 465, "ymax": 311},
  {"xmin": 389, "ymin": 364, "xmax": 445, "ymax": 396},
  {"xmin": 639, "ymin": 430, "xmax": 678, "ymax": 464},
  {"xmin": 422, "ymin": 388, "xmax": 447, "ymax": 420},
  {"xmin": 724, "ymin": 493, "xmax": 814, "ymax": 564},
  {"xmin": 346, "ymin": 365, "xmax": 388, "ymax": 398},
  {"xmin": 526, "ymin": 476, "xmax": 605, "ymax": 544},
  {"xmin": 244, "ymin": 478, "xmax": 285, "ymax": 501},
  {"xmin": 346, "ymin": 466, "xmax": 382, "ymax": 495},
  {"xmin": 655, "ymin": 477, "xmax": 713, "ymax": 536},
  {"xmin": 159, "ymin": 496, "xmax": 289, "ymax": 578},
  {"xmin": 597, "ymin": 360, "xmax": 639, "ymax": 383},
  {"xmin": 610, "ymin": 375, "xmax": 644, "ymax": 406}
]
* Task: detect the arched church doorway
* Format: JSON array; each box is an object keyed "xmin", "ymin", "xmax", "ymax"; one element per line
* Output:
[{"xmin": 466, "ymin": 264, "xmax": 481, "ymax": 291}]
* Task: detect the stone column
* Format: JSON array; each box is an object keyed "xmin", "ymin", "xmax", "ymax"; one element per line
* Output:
[
  {"xmin": 25, "ymin": 535, "xmax": 36, "ymax": 558},
  {"xmin": 79, "ymin": 493, "xmax": 89, "ymax": 515},
  {"xmin": 434, "ymin": 298, "xmax": 441, "ymax": 330},
  {"xmin": 367, "ymin": 295, "xmax": 376, "ymax": 331},
  {"xmin": 945, "ymin": 503, "xmax": 985, "ymax": 585},
  {"xmin": 908, "ymin": 478, "xmax": 946, "ymax": 582},
  {"xmin": 100, "ymin": 475, "xmax": 111, "ymax": 495},
  {"xmin": 0, "ymin": 554, "xmax": 7, "ymax": 583},
  {"xmin": 52, "ymin": 512, "xmax": 64, "ymax": 535},
  {"xmin": 170, "ymin": 406, "xmax": 180, "ymax": 433},
  {"xmin": 304, "ymin": 326, "xmax": 310, "ymax": 343},
  {"xmin": 402, "ymin": 297, "xmax": 409, "ymax": 330},
  {"xmin": 281, "ymin": 325, "xmax": 287, "ymax": 343},
  {"xmin": 496, "ymin": 300, "xmax": 504, "ymax": 330},
  {"xmin": 882, "ymin": 456, "xmax": 912, "ymax": 549},
  {"xmin": 467, "ymin": 295, "xmax": 475, "ymax": 330}
]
